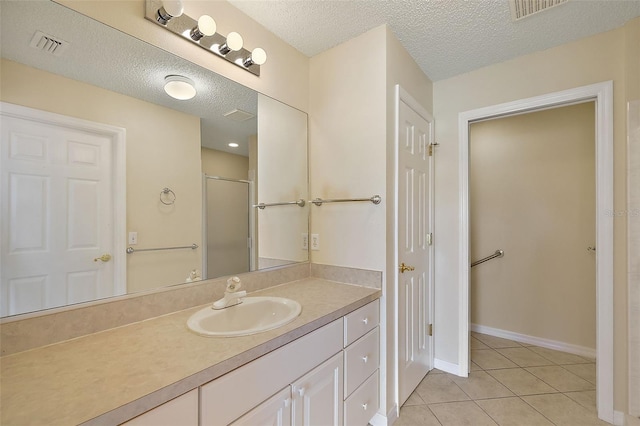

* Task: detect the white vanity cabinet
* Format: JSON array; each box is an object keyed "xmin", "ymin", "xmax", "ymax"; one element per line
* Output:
[
  {"xmin": 122, "ymin": 389, "xmax": 198, "ymax": 426},
  {"xmin": 132, "ymin": 299, "xmax": 381, "ymax": 426}
]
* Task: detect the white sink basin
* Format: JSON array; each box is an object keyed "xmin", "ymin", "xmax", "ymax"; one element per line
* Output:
[{"xmin": 187, "ymin": 296, "xmax": 302, "ymax": 337}]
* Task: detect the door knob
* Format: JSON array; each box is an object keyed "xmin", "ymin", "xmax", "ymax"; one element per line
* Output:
[
  {"xmin": 399, "ymin": 262, "xmax": 415, "ymax": 273},
  {"xmin": 94, "ymin": 254, "xmax": 112, "ymax": 262}
]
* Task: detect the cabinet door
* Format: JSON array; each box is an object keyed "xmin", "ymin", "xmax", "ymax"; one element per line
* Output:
[
  {"xmin": 291, "ymin": 352, "xmax": 343, "ymax": 426},
  {"xmin": 231, "ymin": 387, "xmax": 292, "ymax": 426}
]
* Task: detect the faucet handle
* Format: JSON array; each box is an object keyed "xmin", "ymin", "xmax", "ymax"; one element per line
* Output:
[{"xmin": 226, "ymin": 276, "xmax": 242, "ymax": 292}]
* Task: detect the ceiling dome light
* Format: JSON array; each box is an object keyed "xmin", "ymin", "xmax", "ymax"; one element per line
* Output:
[
  {"xmin": 164, "ymin": 75, "xmax": 196, "ymax": 100},
  {"xmin": 218, "ymin": 32, "xmax": 243, "ymax": 55},
  {"xmin": 156, "ymin": 0, "xmax": 184, "ymax": 25},
  {"xmin": 228, "ymin": 142, "xmax": 239, "ymax": 148},
  {"xmin": 190, "ymin": 15, "xmax": 216, "ymax": 41},
  {"xmin": 243, "ymin": 47, "xmax": 267, "ymax": 67}
]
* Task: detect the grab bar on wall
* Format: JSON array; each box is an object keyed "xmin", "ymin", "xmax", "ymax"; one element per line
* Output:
[
  {"xmin": 471, "ymin": 249, "xmax": 504, "ymax": 267},
  {"xmin": 310, "ymin": 195, "xmax": 382, "ymax": 206},
  {"xmin": 253, "ymin": 199, "xmax": 306, "ymax": 209},
  {"xmin": 126, "ymin": 243, "xmax": 199, "ymax": 254}
]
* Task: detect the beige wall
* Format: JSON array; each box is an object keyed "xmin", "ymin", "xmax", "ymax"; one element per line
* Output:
[
  {"xmin": 1, "ymin": 58, "xmax": 202, "ymax": 294},
  {"xmin": 433, "ymin": 22, "xmax": 633, "ymax": 412},
  {"xmin": 309, "ymin": 23, "xmax": 433, "ymax": 418},
  {"xmin": 201, "ymin": 147, "xmax": 249, "ymax": 180},
  {"xmin": 56, "ymin": 0, "xmax": 309, "ymax": 113},
  {"xmin": 470, "ymin": 102, "xmax": 596, "ymax": 350}
]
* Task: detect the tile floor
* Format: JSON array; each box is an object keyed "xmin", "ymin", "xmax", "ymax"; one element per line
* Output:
[{"xmin": 396, "ymin": 332, "xmax": 608, "ymax": 426}]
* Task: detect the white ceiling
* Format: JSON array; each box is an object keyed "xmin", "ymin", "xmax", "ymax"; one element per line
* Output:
[{"xmin": 228, "ymin": 0, "xmax": 640, "ymax": 81}]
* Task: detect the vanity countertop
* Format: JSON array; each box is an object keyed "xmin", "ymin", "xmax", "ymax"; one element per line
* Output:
[{"xmin": 0, "ymin": 278, "xmax": 381, "ymax": 425}]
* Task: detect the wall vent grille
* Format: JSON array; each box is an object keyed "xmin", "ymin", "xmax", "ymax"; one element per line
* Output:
[
  {"xmin": 509, "ymin": 0, "xmax": 570, "ymax": 21},
  {"xmin": 29, "ymin": 31, "xmax": 70, "ymax": 56}
]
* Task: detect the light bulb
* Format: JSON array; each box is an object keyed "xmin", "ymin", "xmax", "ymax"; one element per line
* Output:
[
  {"xmin": 156, "ymin": 0, "xmax": 184, "ymax": 25},
  {"xmin": 228, "ymin": 142, "xmax": 239, "ymax": 148},
  {"xmin": 164, "ymin": 75, "xmax": 196, "ymax": 100},
  {"xmin": 243, "ymin": 47, "xmax": 267, "ymax": 67},
  {"xmin": 219, "ymin": 32, "xmax": 243, "ymax": 55},
  {"xmin": 190, "ymin": 15, "xmax": 216, "ymax": 41}
]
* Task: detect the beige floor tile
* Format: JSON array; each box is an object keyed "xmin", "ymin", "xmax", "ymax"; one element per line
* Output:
[
  {"xmin": 525, "ymin": 366, "xmax": 595, "ymax": 392},
  {"xmin": 563, "ymin": 363, "xmax": 596, "ymax": 385},
  {"xmin": 396, "ymin": 405, "xmax": 442, "ymax": 426},
  {"xmin": 450, "ymin": 371, "xmax": 514, "ymax": 400},
  {"xmin": 476, "ymin": 397, "xmax": 554, "ymax": 426},
  {"xmin": 471, "ymin": 337, "xmax": 490, "ymax": 349},
  {"xmin": 527, "ymin": 346, "xmax": 593, "ymax": 365},
  {"xmin": 415, "ymin": 373, "xmax": 471, "ymax": 404},
  {"xmin": 496, "ymin": 347, "xmax": 555, "ymax": 367},
  {"xmin": 429, "ymin": 368, "xmax": 445, "ymax": 375},
  {"xmin": 522, "ymin": 393, "xmax": 609, "ymax": 425},
  {"xmin": 472, "ymin": 349, "xmax": 518, "ymax": 370},
  {"xmin": 429, "ymin": 401, "xmax": 498, "ymax": 425},
  {"xmin": 403, "ymin": 390, "xmax": 426, "ymax": 406},
  {"xmin": 472, "ymin": 333, "xmax": 522, "ymax": 349},
  {"xmin": 487, "ymin": 368, "xmax": 557, "ymax": 395},
  {"xmin": 471, "ymin": 361, "xmax": 482, "ymax": 371},
  {"xmin": 564, "ymin": 390, "xmax": 597, "ymax": 413}
]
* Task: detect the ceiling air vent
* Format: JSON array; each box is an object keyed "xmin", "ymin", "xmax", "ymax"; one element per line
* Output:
[
  {"xmin": 223, "ymin": 109, "xmax": 255, "ymax": 122},
  {"xmin": 509, "ymin": 0, "xmax": 569, "ymax": 21},
  {"xmin": 29, "ymin": 31, "xmax": 70, "ymax": 57}
]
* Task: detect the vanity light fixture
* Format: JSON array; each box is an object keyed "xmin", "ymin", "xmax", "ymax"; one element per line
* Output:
[
  {"xmin": 190, "ymin": 15, "xmax": 216, "ymax": 41},
  {"xmin": 243, "ymin": 48, "xmax": 267, "ymax": 67},
  {"xmin": 218, "ymin": 32, "xmax": 243, "ymax": 55},
  {"xmin": 145, "ymin": 0, "xmax": 266, "ymax": 76},
  {"xmin": 228, "ymin": 142, "xmax": 239, "ymax": 148},
  {"xmin": 156, "ymin": 0, "xmax": 183, "ymax": 25},
  {"xmin": 164, "ymin": 75, "xmax": 196, "ymax": 100}
]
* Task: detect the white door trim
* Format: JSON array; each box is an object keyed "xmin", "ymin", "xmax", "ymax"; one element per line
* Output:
[
  {"xmin": 394, "ymin": 84, "xmax": 435, "ymax": 406},
  {"xmin": 457, "ymin": 81, "xmax": 614, "ymax": 423},
  {"xmin": 0, "ymin": 102, "xmax": 127, "ymax": 295}
]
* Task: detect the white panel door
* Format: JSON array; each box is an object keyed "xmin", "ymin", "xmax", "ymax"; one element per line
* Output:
[
  {"xmin": 1, "ymin": 113, "xmax": 117, "ymax": 316},
  {"xmin": 291, "ymin": 352, "xmax": 343, "ymax": 426},
  {"xmin": 397, "ymin": 96, "xmax": 434, "ymax": 405}
]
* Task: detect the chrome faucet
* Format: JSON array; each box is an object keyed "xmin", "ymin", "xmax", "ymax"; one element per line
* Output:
[{"xmin": 212, "ymin": 277, "xmax": 247, "ymax": 310}]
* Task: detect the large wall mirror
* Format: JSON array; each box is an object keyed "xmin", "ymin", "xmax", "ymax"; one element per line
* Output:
[{"xmin": 0, "ymin": 0, "xmax": 309, "ymax": 317}]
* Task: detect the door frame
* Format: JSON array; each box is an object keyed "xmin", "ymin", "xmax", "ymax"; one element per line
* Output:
[
  {"xmin": 457, "ymin": 81, "xmax": 614, "ymax": 422},
  {"xmin": 0, "ymin": 102, "xmax": 127, "ymax": 296},
  {"xmin": 393, "ymin": 85, "xmax": 435, "ymax": 407}
]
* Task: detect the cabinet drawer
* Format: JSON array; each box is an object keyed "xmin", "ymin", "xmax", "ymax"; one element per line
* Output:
[
  {"xmin": 344, "ymin": 327, "xmax": 379, "ymax": 397},
  {"xmin": 121, "ymin": 389, "xmax": 198, "ymax": 426},
  {"xmin": 344, "ymin": 372, "xmax": 379, "ymax": 426},
  {"xmin": 344, "ymin": 300, "xmax": 379, "ymax": 347}
]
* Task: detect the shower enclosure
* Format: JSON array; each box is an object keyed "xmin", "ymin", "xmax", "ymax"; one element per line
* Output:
[{"xmin": 203, "ymin": 175, "xmax": 254, "ymax": 279}]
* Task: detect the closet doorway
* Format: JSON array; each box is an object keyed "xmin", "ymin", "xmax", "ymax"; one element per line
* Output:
[{"xmin": 458, "ymin": 81, "xmax": 614, "ymax": 423}]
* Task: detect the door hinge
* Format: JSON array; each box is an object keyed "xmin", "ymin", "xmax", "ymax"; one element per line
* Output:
[
  {"xmin": 428, "ymin": 144, "xmax": 433, "ymax": 156},
  {"xmin": 428, "ymin": 323, "xmax": 433, "ymax": 336},
  {"xmin": 427, "ymin": 233, "xmax": 433, "ymax": 246}
]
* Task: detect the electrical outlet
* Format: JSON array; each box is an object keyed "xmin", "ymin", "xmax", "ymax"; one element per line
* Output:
[
  {"xmin": 311, "ymin": 234, "xmax": 320, "ymax": 251},
  {"xmin": 301, "ymin": 233, "xmax": 309, "ymax": 250},
  {"xmin": 128, "ymin": 231, "xmax": 138, "ymax": 245}
]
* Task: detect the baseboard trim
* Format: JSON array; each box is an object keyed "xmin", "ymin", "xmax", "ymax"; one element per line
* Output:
[
  {"xmin": 434, "ymin": 358, "xmax": 460, "ymax": 375},
  {"xmin": 370, "ymin": 404, "xmax": 398, "ymax": 426},
  {"xmin": 471, "ymin": 324, "xmax": 596, "ymax": 359}
]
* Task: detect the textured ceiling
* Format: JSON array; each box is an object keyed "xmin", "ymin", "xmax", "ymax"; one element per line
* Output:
[
  {"xmin": 0, "ymin": 0, "xmax": 258, "ymax": 156},
  {"xmin": 228, "ymin": 0, "xmax": 640, "ymax": 81}
]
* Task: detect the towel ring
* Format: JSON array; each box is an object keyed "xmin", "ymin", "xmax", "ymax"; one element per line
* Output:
[{"xmin": 160, "ymin": 187, "xmax": 176, "ymax": 205}]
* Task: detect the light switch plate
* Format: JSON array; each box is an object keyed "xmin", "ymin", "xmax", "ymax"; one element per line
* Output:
[
  {"xmin": 311, "ymin": 234, "xmax": 320, "ymax": 251},
  {"xmin": 128, "ymin": 232, "xmax": 138, "ymax": 245}
]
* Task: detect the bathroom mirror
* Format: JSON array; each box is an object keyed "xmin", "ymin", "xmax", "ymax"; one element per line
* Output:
[{"xmin": 0, "ymin": 0, "xmax": 309, "ymax": 317}]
